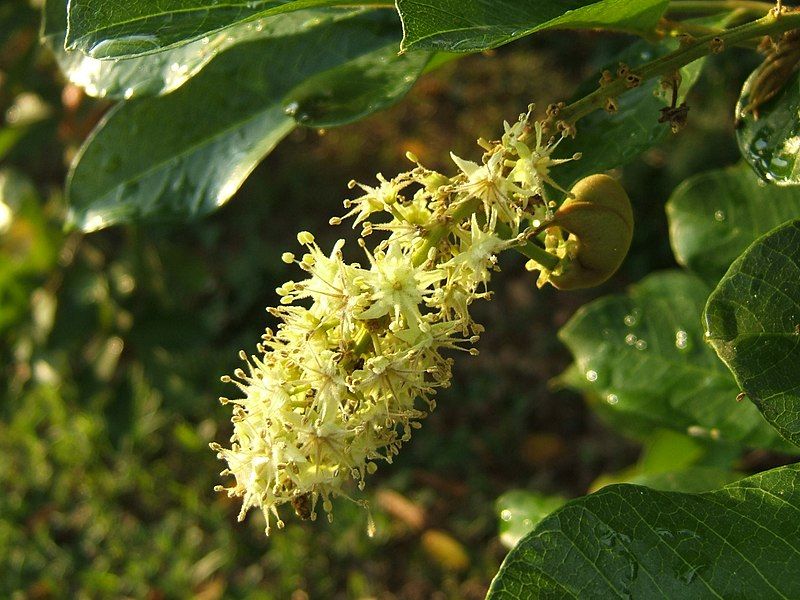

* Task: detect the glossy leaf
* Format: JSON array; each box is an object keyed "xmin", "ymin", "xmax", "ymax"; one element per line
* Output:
[
  {"xmin": 43, "ymin": 0, "xmax": 295, "ymax": 99},
  {"xmin": 704, "ymin": 220, "xmax": 800, "ymax": 446},
  {"xmin": 667, "ymin": 164, "xmax": 800, "ymax": 283},
  {"xmin": 66, "ymin": 11, "xmax": 429, "ymax": 230},
  {"xmin": 396, "ymin": 0, "xmax": 668, "ymax": 53},
  {"xmin": 559, "ymin": 271, "xmax": 793, "ymax": 451},
  {"xmin": 737, "ymin": 70, "xmax": 800, "ymax": 185},
  {"xmin": 496, "ymin": 490, "xmax": 566, "ymax": 549},
  {"xmin": 489, "ymin": 463, "xmax": 800, "ymax": 599},
  {"xmin": 65, "ymin": 0, "xmax": 388, "ymax": 58}
]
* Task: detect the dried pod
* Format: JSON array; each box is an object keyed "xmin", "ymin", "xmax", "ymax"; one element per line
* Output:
[{"xmin": 546, "ymin": 174, "xmax": 633, "ymax": 290}]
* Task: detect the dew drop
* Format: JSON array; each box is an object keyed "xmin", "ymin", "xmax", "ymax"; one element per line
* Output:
[
  {"xmin": 623, "ymin": 313, "xmax": 638, "ymax": 326},
  {"xmin": 772, "ymin": 156, "xmax": 789, "ymax": 168},
  {"xmin": 625, "ymin": 333, "xmax": 637, "ymax": 346},
  {"xmin": 606, "ymin": 393, "xmax": 619, "ymax": 405},
  {"xmin": 714, "ymin": 210, "xmax": 726, "ymax": 222},
  {"xmin": 634, "ymin": 339, "xmax": 647, "ymax": 350},
  {"xmin": 681, "ymin": 564, "xmax": 704, "ymax": 584},
  {"xmin": 586, "ymin": 369, "xmax": 598, "ymax": 382},
  {"xmin": 654, "ymin": 527, "xmax": 673, "ymax": 540},
  {"xmin": 500, "ymin": 509, "xmax": 512, "ymax": 522},
  {"xmin": 675, "ymin": 329, "xmax": 688, "ymax": 349}
]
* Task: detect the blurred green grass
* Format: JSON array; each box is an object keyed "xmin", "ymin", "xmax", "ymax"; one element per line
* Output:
[{"xmin": 0, "ymin": 2, "xmax": 757, "ymax": 597}]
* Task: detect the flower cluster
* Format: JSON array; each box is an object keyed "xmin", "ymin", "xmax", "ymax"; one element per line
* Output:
[{"xmin": 212, "ymin": 107, "xmax": 579, "ymax": 534}]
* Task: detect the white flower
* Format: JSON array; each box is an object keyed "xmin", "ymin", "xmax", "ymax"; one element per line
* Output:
[
  {"xmin": 357, "ymin": 242, "xmax": 444, "ymax": 328},
  {"xmin": 446, "ymin": 214, "xmax": 515, "ymax": 288},
  {"xmin": 343, "ymin": 173, "xmax": 409, "ymax": 227},
  {"xmin": 509, "ymin": 121, "xmax": 580, "ymax": 195},
  {"xmin": 451, "ymin": 150, "xmax": 524, "ymax": 223}
]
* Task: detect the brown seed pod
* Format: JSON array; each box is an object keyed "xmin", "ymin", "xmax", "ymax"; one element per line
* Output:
[{"xmin": 546, "ymin": 174, "xmax": 633, "ymax": 290}]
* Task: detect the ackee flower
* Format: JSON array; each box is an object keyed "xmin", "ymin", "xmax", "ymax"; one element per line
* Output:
[{"xmin": 213, "ymin": 106, "xmax": 579, "ymax": 535}]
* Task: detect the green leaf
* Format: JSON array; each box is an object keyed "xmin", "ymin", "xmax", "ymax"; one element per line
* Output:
[
  {"xmin": 66, "ymin": 10, "xmax": 429, "ymax": 231},
  {"xmin": 43, "ymin": 0, "xmax": 301, "ymax": 99},
  {"xmin": 496, "ymin": 490, "xmax": 566, "ymax": 549},
  {"xmin": 638, "ymin": 429, "xmax": 706, "ymax": 473},
  {"xmin": 590, "ymin": 430, "xmax": 741, "ymax": 494},
  {"xmin": 667, "ymin": 164, "xmax": 800, "ymax": 283},
  {"xmin": 704, "ymin": 219, "xmax": 800, "ymax": 446},
  {"xmin": 65, "ymin": 0, "xmax": 389, "ymax": 59},
  {"xmin": 396, "ymin": 0, "xmax": 668, "ymax": 53},
  {"xmin": 559, "ymin": 270, "xmax": 794, "ymax": 451},
  {"xmin": 488, "ymin": 463, "xmax": 800, "ymax": 599},
  {"xmin": 737, "ymin": 69, "xmax": 800, "ymax": 185}
]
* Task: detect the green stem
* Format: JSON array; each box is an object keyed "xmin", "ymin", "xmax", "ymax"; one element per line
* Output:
[
  {"xmin": 494, "ymin": 222, "xmax": 561, "ymax": 270},
  {"xmin": 411, "ymin": 196, "xmax": 481, "ymax": 266},
  {"xmin": 668, "ymin": 0, "xmax": 776, "ymax": 14},
  {"xmin": 559, "ymin": 9, "xmax": 800, "ymax": 124},
  {"xmin": 659, "ymin": 17, "xmax": 760, "ymax": 48}
]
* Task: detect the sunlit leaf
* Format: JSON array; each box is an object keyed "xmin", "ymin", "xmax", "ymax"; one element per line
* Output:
[
  {"xmin": 65, "ymin": 0, "xmax": 390, "ymax": 58},
  {"xmin": 496, "ymin": 490, "xmax": 566, "ymax": 549},
  {"xmin": 66, "ymin": 10, "xmax": 429, "ymax": 230},
  {"xmin": 43, "ymin": 0, "xmax": 303, "ymax": 99}
]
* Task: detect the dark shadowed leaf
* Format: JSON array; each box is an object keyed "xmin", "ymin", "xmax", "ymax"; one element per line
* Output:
[
  {"xmin": 559, "ymin": 271, "xmax": 794, "ymax": 451},
  {"xmin": 667, "ymin": 164, "xmax": 800, "ymax": 283},
  {"xmin": 489, "ymin": 463, "xmax": 800, "ymax": 599},
  {"xmin": 704, "ymin": 219, "xmax": 800, "ymax": 446},
  {"xmin": 66, "ymin": 10, "xmax": 429, "ymax": 230},
  {"xmin": 396, "ymin": 0, "xmax": 668, "ymax": 53}
]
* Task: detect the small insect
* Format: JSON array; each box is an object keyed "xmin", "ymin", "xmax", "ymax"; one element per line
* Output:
[{"xmin": 292, "ymin": 492, "xmax": 313, "ymax": 520}]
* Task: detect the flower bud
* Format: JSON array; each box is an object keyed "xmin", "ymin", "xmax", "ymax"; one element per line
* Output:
[{"xmin": 546, "ymin": 174, "xmax": 633, "ymax": 290}]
